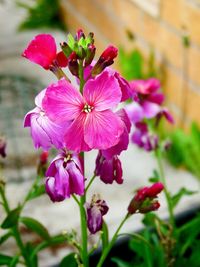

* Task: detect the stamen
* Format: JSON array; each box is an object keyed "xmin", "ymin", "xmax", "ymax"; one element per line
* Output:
[{"xmin": 83, "ymin": 104, "xmax": 93, "ymax": 113}]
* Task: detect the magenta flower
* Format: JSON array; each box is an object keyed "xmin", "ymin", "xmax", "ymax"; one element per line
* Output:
[
  {"xmin": 22, "ymin": 34, "xmax": 68, "ymax": 69},
  {"xmin": 130, "ymin": 78, "xmax": 161, "ymax": 95},
  {"xmin": 86, "ymin": 195, "xmax": 109, "ymax": 234},
  {"xmin": 132, "ymin": 122, "xmax": 158, "ymax": 152},
  {"xmin": 101, "ymin": 109, "xmax": 131, "ymax": 159},
  {"xmin": 43, "ymin": 72, "xmax": 124, "ymax": 153},
  {"xmin": 45, "ymin": 152, "xmax": 84, "ymax": 202},
  {"xmin": 24, "ymin": 89, "xmax": 65, "ymax": 150},
  {"xmin": 95, "ymin": 151, "xmax": 123, "ymax": 184}
]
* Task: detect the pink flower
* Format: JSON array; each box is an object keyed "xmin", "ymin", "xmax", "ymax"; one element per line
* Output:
[
  {"xmin": 130, "ymin": 78, "xmax": 161, "ymax": 95},
  {"xmin": 95, "ymin": 151, "xmax": 123, "ymax": 184},
  {"xmin": 22, "ymin": 34, "xmax": 68, "ymax": 69},
  {"xmin": 86, "ymin": 195, "xmax": 109, "ymax": 234},
  {"xmin": 101, "ymin": 109, "xmax": 131, "ymax": 159},
  {"xmin": 45, "ymin": 152, "xmax": 84, "ymax": 202},
  {"xmin": 24, "ymin": 89, "xmax": 65, "ymax": 150},
  {"xmin": 43, "ymin": 72, "xmax": 124, "ymax": 152}
]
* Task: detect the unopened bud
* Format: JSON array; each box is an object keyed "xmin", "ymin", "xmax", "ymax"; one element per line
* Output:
[
  {"xmin": 139, "ymin": 201, "xmax": 160, "ymax": 213},
  {"xmin": 91, "ymin": 45, "xmax": 118, "ymax": 76},
  {"xmin": 146, "ymin": 182, "xmax": 164, "ymax": 198},
  {"xmin": 84, "ymin": 44, "xmax": 96, "ymax": 66},
  {"xmin": 75, "ymin": 29, "xmax": 85, "ymax": 41},
  {"xmin": 68, "ymin": 52, "xmax": 79, "ymax": 77},
  {"xmin": 61, "ymin": 42, "xmax": 72, "ymax": 57}
]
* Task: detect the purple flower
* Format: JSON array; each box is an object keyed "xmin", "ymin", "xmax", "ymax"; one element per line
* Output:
[
  {"xmin": 45, "ymin": 152, "xmax": 84, "ymax": 202},
  {"xmin": 24, "ymin": 89, "xmax": 66, "ymax": 150},
  {"xmin": 86, "ymin": 195, "xmax": 109, "ymax": 234},
  {"xmin": 132, "ymin": 122, "xmax": 158, "ymax": 151},
  {"xmin": 95, "ymin": 151, "xmax": 123, "ymax": 184},
  {"xmin": 0, "ymin": 137, "xmax": 6, "ymax": 158}
]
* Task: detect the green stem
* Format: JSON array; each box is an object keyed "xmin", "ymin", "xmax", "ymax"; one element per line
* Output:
[
  {"xmin": 85, "ymin": 174, "xmax": 96, "ymax": 193},
  {"xmin": 97, "ymin": 213, "xmax": 130, "ymax": 267},
  {"xmin": 80, "ymin": 195, "xmax": 89, "ymax": 267},
  {"xmin": 155, "ymin": 149, "xmax": 175, "ymax": 227},
  {"xmin": 79, "ymin": 60, "xmax": 85, "ymax": 93}
]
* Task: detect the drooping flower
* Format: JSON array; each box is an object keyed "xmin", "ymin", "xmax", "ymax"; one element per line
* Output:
[
  {"xmin": 24, "ymin": 89, "xmax": 66, "ymax": 150},
  {"xmin": 22, "ymin": 34, "xmax": 68, "ymax": 69},
  {"xmin": 131, "ymin": 122, "xmax": 158, "ymax": 152},
  {"xmin": 128, "ymin": 182, "xmax": 164, "ymax": 214},
  {"xmin": 0, "ymin": 137, "xmax": 6, "ymax": 158},
  {"xmin": 43, "ymin": 72, "xmax": 124, "ymax": 153},
  {"xmin": 86, "ymin": 195, "xmax": 109, "ymax": 234},
  {"xmin": 45, "ymin": 152, "xmax": 84, "ymax": 202},
  {"xmin": 95, "ymin": 151, "xmax": 123, "ymax": 184}
]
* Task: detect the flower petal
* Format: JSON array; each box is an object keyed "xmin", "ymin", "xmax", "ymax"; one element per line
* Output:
[
  {"xmin": 84, "ymin": 110, "xmax": 124, "ymax": 150},
  {"xmin": 67, "ymin": 161, "xmax": 84, "ymax": 195},
  {"xmin": 83, "ymin": 71, "xmax": 122, "ymax": 111},
  {"xmin": 43, "ymin": 78, "xmax": 83, "ymax": 123},
  {"xmin": 64, "ymin": 113, "xmax": 91, "ymax": 152},
  {"xmin": 22, "ymin": 34, "xmax": 57, "ymax": 69}
]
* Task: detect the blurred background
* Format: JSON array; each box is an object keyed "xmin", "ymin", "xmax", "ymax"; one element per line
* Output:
[{"xmin": 0, "ymin": 0, "xmax": 200, "ymax": 266}]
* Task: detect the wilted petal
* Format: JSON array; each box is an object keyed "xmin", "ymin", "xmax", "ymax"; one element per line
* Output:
[{"xmin": 87, "ymin": 205, "xmax": 103, "ymax": 234}]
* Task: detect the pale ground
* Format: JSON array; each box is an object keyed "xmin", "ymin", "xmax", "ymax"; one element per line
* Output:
[{"xmin": 0, "ymin": 2, "xmax": 199, "ymax": 266}]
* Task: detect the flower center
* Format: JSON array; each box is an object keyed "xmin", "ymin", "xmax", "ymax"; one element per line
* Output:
[
  {"xmin": 40, "ymin": 111, "xmax": 45, "ymax": 117},
  {"xmin": 64, "ymin": 154, "xmax": 71, "ymax": 162},
  {"xmin": 83, "ymin": 104, "xmax": 93, "ymax": 113}
]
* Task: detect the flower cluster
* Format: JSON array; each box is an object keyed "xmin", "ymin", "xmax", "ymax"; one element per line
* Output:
[
  {"xmin": 126, "ymin": 78, "xmax": 174, "ymax": 151},
  {"xmin": 23, "ymin": 30, "xmax": 164, "ymax": 235}
]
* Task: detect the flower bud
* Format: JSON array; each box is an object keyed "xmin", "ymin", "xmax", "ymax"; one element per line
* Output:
[
  {"xmin": 146, "ymin": 182, "xmax": 164, "ymax": 198},
  {"xmin": 128, "ymin": 183, "xmax": 164, "ymax": 215},
  {"xmin": 68, "ymin": 52, "xmax": 79, "ymax": 77},
  {"xmin": 61, "ymin": 42, "xmax": 72, "ymax": 57},
  {"xmin": 75, "ymin": 29, "xmax": 85, "ymax": 41},
  {"xmin": 91, "ymin": 45, "xmax": 118, "ymax": 76},
  {"xmin": 84, "ymin": 44, "xmax": 96, "ymax": 67}
]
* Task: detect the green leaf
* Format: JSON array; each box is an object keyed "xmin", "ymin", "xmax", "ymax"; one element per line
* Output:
[
  {"xmin": 25, "ymin": 184, "xmax": 45, "ymax": 202},
  {"xmin": 9, "ymin": 255, "xmax": 19, "ymax": 267},
  {"xmin": 111, "ymin": 257, "xmax": 131, "ymax": 267},
  {"xmin": 0, "ymin": 231, "xmax": 12, "ymax": 245},
  {"xmin": 67, "ymin": 34, "xmax": 75, "ymax": 50},
  {"xmin": 101, "ymin": 221, "xmax": 109, "ymax": 251},
  {"xmin": 60, "ymin": 253, "xmax": 77, "ymax": 267},
  {"xmin": 20, "ymin": 217, "xmax": 50, "ymax": 240},
  {"xmin": 31, "ymin": 234, "xmax": 67, "ymax": 258},
  {"xmin": 171, "ymin": 188, "xmax": 197, "ymax": 208},
  {"xmin": 1, "ymin": 208, "xmax": 20, "ymax": 229},
  {"xmin": 0, "ymin": 254, "xmax": 12, "ymax": 265}
]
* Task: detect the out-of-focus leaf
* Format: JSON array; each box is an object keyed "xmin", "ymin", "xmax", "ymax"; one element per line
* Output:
[
  {"xmin": 9, "ymin": 255, "xmax": 19, "ymax": 267},
  {"xmin": 101, "ymin": 221, "xmax": 109, "ymax": 251},
  {"xmin": 1, "ymin": 207, "xmax": 20, "ymax": 229},
  {"xmin": 0, "ymin": 254, "xmax": 12, "ymax": 265},
  {"xmin": 171, "ymin": 188, "xmax": 197, "ymax": 208},
  {"xmin": 20, "ymin": 217, "xmax": 50, "ymax": 240},
  {"xmin": 0, "ymin": 231, "xmax": 12, "ymax": 245},
  {"xmin": 60, "ymin": 253, "xmax": 77, "ymax": 267},
  {"xmin": 111, "ymin": 257, "xmax": 132, "ymax": 267},
  {"xmin": 26, "ymin": 184, "xmax": 45, "ymax": 201}
]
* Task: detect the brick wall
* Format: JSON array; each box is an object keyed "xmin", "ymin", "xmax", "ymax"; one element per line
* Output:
[{"xmin": 60, "ymin": 0, "xmax": 200, "ymax": 127}]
